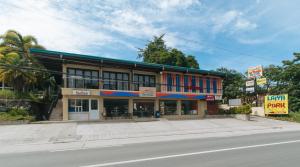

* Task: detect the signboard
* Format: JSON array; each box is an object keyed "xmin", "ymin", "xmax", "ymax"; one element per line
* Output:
[
  {"xmin": 246, "ymin": 80, "xmax": 255, "ymax": 87},
  {"xmin": 257, "ymin": 78, "xmax": 267, "ymax": 86},
  {"xmin": 265, "ymin": 94, "xmax": 288, "ymax": 115},
  {"xmin": 205, "ymin": 95, "xmax": 215, "ymax": 101},
  {"xmin": 246, "ymin": 87, "xmax": 255, "ymax": 93},
  {"xmin": 229, "ymin": 99, "xmax": 241, "ymax": 106},
  {"xmin": 248, "ymin": 65, "xmax": 263, "ymax": 79},
  {"xmin": 73, "ymin": 90, "xmax": 90, "ymax": 95},
  {"xmin": 215, "ymin": 95, "xmax": 222, "ymax": 100},
  {"xmin": 139, "ymin": 87, "xmax": 156, "ymax": 97}
]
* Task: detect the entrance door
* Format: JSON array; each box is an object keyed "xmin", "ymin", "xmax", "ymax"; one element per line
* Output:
[
  {"xmin": 89, "ymin": 99, "xmax": 99, "ymax": 120},
  {"xmin": 133, "ymin": 101, "xmax": 154, "ymax": 117}
]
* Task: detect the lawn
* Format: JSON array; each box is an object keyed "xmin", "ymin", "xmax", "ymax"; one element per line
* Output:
[{"xmin": 268, "ymin": 112, "xmax": 300, "ymax": 123}]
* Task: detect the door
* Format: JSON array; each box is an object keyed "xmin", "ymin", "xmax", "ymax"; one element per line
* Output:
[
  {"xmin": 133, "ymin": 101, "xmax": 154, "ymax": 117},
  {"xmin": 89, "ymin": 99, "xmax": 99, "ymax": 120}
]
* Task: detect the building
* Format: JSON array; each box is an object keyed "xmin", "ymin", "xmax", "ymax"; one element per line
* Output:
[{"xmin": 30, "ymin": 48, "xmax": 224, "ymax": 121}]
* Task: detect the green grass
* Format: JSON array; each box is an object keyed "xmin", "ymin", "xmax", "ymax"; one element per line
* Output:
[
  {"xmin": 0, "ymin": 112, "xmax": 34, "ymax": 121},
  {"xmin": 268, "ymin": 112, "xmax": 300, "ymax": 123}
]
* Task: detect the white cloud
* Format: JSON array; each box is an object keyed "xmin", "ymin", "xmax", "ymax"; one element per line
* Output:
[
  {"xmin": 212, "ymin": 10, "xmax": 257, "ymax": 33},
  {"xmin": 0, "ymin": 0, "xmax": 113, "ymax": 54},
  {"xmin": 156, "ymin": 0, "xmax": 201, "ymax": 9}
]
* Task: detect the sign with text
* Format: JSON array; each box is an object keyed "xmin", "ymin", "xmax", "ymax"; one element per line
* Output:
[
  {"xmin": 265, "ymin": 94, "xmax": 288, "ymax": 115},
  {"xmin": 248, "ymin": 65, "xmax": 263, "ymax": 79},
  {"xmin": 206, "ymin": 95, "xmax": 215, "ymax": 101},
  {"xmin": 139, "ymin": 87, "xmax": 156, "ymax": 97},
  {"xmin": 246, "ymin": 80, "xmax": 255, "ymax": 87},
  {"xmin": 246, "ymin": 87, "xmax": 255, "ymax": 93},
  {"xmin": 257, "ymin": 78, "xmax": 267, "ymax": 86},
  {"xmin": 229, "ymin": 99, "xmax": 241, "ymax": 106},
  {"xmin": 72, "ymin": 90, "xmax": 90, "ymax": 96}
]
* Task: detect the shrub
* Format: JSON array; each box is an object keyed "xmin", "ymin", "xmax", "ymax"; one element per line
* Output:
[
  {"xmin": 0, "ymin": 90, "xmax": 16, "ymax": 99},
  {"xmin": 8, "ymin": 107, "xmax": 29, "ymax": 116},
  {"xmin": 230, "ymin": 105, "xmax": 252, "ymax": 114}
]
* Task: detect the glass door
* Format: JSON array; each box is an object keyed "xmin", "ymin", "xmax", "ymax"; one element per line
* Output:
[{"xmin": 89, "ymin": 99, "xmax": 99, "ymax": 120}]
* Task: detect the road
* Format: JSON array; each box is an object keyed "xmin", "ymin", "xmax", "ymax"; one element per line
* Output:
[{"xmin": 1, "ymin": 131, "xmax": 300, "ymax": 167}]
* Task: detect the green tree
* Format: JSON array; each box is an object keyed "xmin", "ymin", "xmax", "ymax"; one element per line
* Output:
[
  {"xmin": 138, "ymin": 34, "xmax": 199, "ymax": 69},
  {"xmin": 0, "ymin": 30, "xmax": 45, "ymax": 92},
  {"xmin": 216, "ymin": 67, "xmax": 246, "ymax": 102}
]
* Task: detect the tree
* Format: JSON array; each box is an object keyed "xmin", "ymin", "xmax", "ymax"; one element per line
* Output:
[
  {"xmin": 216, "ymin": 67, "xmax": 246, "ymax": 102},
  {"xmin": 138, "ymin": 34, "xmax": 200, "ymax": 69},
  {"xmin": 0, "ymin": 30, "xmax": 45, "ymax": 92},
  {"xmin": 186, "ymin": 55, "xmax": 199, "ymax": 69}
]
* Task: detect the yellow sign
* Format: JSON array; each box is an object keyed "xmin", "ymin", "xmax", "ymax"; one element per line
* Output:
[
  {"xmin": 265, "ymin": 94, "xmax": 288, "ymax": 115},
  {"xmin": 257, "ymin": 78, "xmax": 267, "ymax": 85}
]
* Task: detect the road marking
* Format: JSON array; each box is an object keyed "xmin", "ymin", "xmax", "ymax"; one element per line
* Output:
[
  {"xmin": 50, "ymin": 148, "xmax": 86, "ymax": 152},
  {"xmin": 81, "ymin": 139, "xmax": 300, "ymax": 167}
]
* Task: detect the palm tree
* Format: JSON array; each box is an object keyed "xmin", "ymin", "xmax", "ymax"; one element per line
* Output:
[{"xmin": 0, "ymin": 30, "xmax": 45, "ymax": 92}]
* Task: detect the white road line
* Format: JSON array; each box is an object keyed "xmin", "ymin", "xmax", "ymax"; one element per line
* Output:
[{"xmin": 81, "ymin": 139, "xmax": 300, "ymax": 167}]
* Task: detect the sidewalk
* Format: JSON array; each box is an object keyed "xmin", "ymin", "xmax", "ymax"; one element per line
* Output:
[{"xmin": 1, "ymin": 116, "xmax": 300, "ymax": 154}]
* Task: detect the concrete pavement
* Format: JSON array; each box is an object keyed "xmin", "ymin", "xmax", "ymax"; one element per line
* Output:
[
  {"xmin": 1, "ymin": 116, "xmax": 300, "ymax": 154},
  {"xmin": 1, "ymin": 131, "xmax": 300, "ymax": 167}
]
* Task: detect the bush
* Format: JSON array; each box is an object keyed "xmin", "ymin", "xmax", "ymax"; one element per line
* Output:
[
  {"xmin": 0, "ymin": 90, "xmax": 16, "ymax": 99},
  {"xmin": 8, "ymin": 107, "xmax": 29, "ymax": 116},
  {"xmin": 0, "ymin": 112, "xmax": 33, "ymax": 121},
  {"xmin": 230, "ymin": 105, "xmax": 252, "ymax": 114}
]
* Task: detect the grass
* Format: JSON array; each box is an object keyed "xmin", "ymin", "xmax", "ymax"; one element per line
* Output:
[
  {"xmin": 0, "ymin": 112, "xmax": 34, "ymax": 121},
  {"xmin": 268, "ymin": 112, "xmax": 300, "ymax": 123}
]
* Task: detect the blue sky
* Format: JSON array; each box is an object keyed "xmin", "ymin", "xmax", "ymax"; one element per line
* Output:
[{"xmin": 1, "ymin": 0, "xmax": 300, "ymax": 72}]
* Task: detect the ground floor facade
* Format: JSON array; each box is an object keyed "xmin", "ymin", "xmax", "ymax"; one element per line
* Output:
[{"xmin": 61, "ymin": 88, "xmax": 210, "ymax": 121}]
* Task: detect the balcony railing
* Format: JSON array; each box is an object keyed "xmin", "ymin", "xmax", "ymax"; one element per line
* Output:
[{"xmin": 64, "ymin": 77, "xmax": 222, "ymax": 95}]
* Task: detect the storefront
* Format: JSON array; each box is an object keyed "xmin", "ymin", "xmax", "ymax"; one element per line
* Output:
[
  {"xmin": 68, "ymin": 98, "xmax": 99, "ymax": 121},
  {"xmin": 104, "ymin": 99, "xmax": 129, "ymax": 118},
  {"xmin": 133, "ymin": 100, "xmax": 155, "ymax": 117}
]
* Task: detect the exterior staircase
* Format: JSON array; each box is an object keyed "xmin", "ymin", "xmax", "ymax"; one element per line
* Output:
[{"xmin": 49, "ymin": 99, "xmax": 63, "ymax": 121}]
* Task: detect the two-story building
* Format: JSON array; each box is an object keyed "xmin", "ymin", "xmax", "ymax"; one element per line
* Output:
[{"xmin": 30, "ymin": 49, "xmax": 224, "ymax": 121}]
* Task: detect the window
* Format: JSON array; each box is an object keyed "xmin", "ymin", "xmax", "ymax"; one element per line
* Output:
[
  {"xmin": 213, "ymin": 79, "xmax": 217, "ymax": 94},
  {"xmin": 181, "ymin": 100, "xmax": 198, "ymax": 115},
  {"xmin": 67, "ymin": 68, "xmax": 99, "ymax": 89},
  {"xmin": 167, "ymin": 73, "xmax": 173, "ymax": 91},
  {"xmin": 206, "ymin": 78, "xmax": 211, "ymax": 93},
  {"xmin": 103, "ymin": 71, "xmax": 129, "ymax": 90},
  {"xmin": 104, "ymin": 99, "xmax": 129, "ymax": 117},
  {"xmin": 176, "ymin": 74, "xmax": 181, "ymax": 92},
  {"xmin": 91, "ymin": 100, "xmax": 98, "ymax": 110},
  {"xmin": 184, "ymin": 75, "xmax": 189, "ymax": 92},
  {"xmin": 133, "ymin": 74, "xmax": 156, "ymax": 91},
  {"xmin": 199, "ymin": 78, "xmax": 203, "ymax": 93},
  {"xmin": 191, "ymin": 76, "xmax": 196, "ymax": 93},
  {"xmin": 68, "ymin": 99, "xmax": 89, "ymax": 112},
  {"xmin": 160, "ymin": 100, "xmax": 177, "ymax": 115}
]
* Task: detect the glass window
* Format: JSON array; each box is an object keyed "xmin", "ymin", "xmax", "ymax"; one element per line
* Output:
[
  {"xmin": 91, "ymin": 100, "xmax": 98, "ymax": 110},
  {"xmin": 206, "ymin": 78, "xmax": 211, "ymax": 93},
  {"xmin": 104, "ymin": 99, "xmax": 129, "ymax": 117},
  {"xmin": 68, "ymin": 99, "xmax": 75, "ymax": 112},
  {"xmin": 102, "ymin": 72, "xmax": 129, "ymax": 90},
  {"xmin": 82, "ymin": 99, "xmax": 89, "ymax": 112},
  {"xmin": 160, "ymin": 100, "xmax": 177, "ymax": 115},
  {"xmin": 184, "ymin": 75, "xmax": 189, "ymax": 92},
  {"xmin": 199, "ymin": 78, "xmax": 204, "ymax": 93},
  {"xmin": 67, "ymin": 69, "xmax": 75, "ymax": 88},
  {"xmin": 67, "ymin": 68, "xmax": 98, "ymax": 89},
  {"xmin": 181, "ymin": 100, "xmax": 198, "ymax": 115},
  {"xmin": 213, "ymin": 79, "xmax": 217, "ymax": 94},
  {"xmin": 68, "ymin": 99, "xmax": 89, "ymax": 112},
  {"xmin": 176, "ymin": 74, "xmax": 181, "ymax": 92},
  {"xmin": 191, "ymin": 76, "xmax": 196, "ymax": 93},
  {"xmin": 133, "ymin": 74, "xmax": 156, "ymax": 91},
  {"xmin": 167, "ymin": 73, "xmax": 173, "ymax": 91}
]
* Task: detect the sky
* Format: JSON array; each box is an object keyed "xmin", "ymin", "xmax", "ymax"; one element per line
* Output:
[{"xmin": 1, "ymin": 0, "xmax": 300, "ymax": 72}]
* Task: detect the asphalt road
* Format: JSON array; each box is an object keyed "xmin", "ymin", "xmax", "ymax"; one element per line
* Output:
[{"xmin": 1, "ymin": 131, "xmax": 300, "ymax": 167}]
